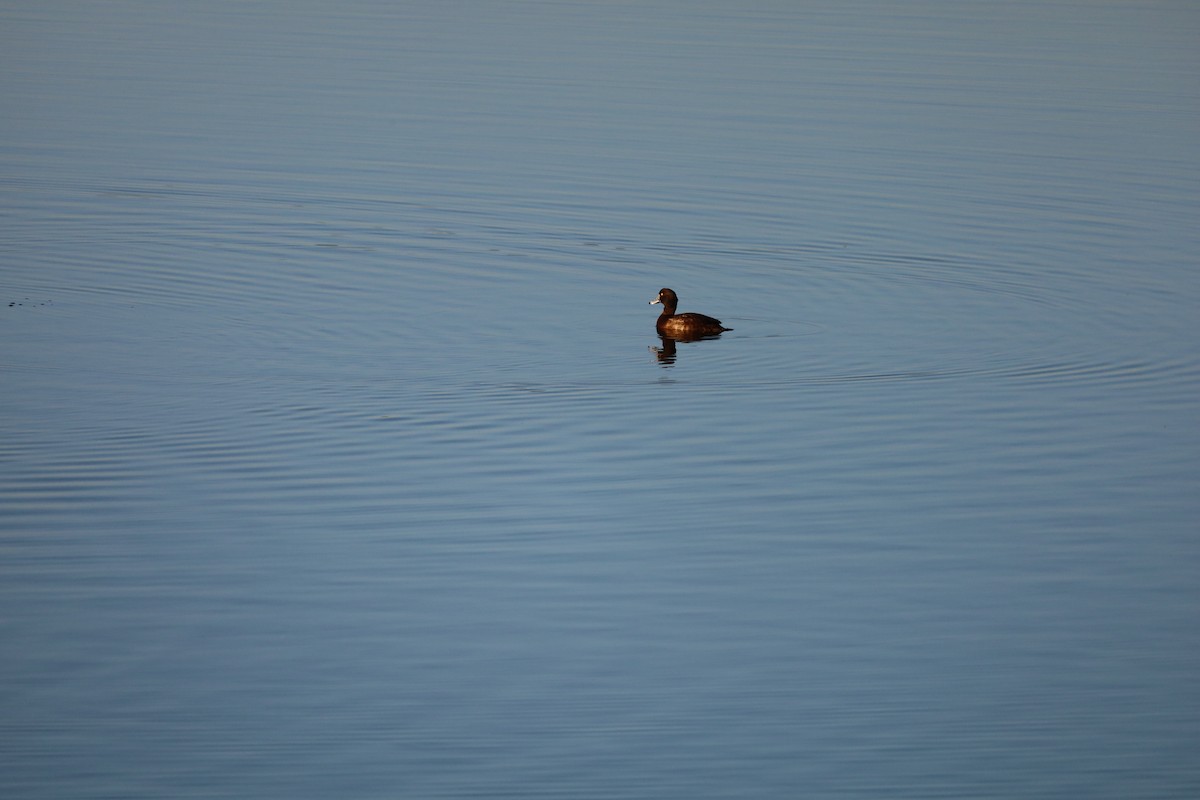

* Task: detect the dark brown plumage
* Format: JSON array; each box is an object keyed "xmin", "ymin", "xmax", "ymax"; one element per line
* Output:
[{"xmin": 649, "ymin": 288, "xmax": 731, "ymax": 339}]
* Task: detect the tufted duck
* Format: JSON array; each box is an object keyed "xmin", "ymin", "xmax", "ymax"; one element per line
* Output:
[{"xmin": 649, "ymin": 288, "xmax": 731, "ymax": 339}]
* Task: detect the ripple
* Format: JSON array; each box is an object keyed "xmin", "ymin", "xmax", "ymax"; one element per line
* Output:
[
  {"xmin": 658, "ymin": 333, "xmax": 1200, "ymax": 393},
  {"xmin": 661, "ymin": 243, "xmax": 1200, "ymax": 395}
]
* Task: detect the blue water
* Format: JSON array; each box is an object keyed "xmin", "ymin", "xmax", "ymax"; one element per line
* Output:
[{"xmin": 2, "ymin": 2, "xmax": 1198, "ymax": 798}]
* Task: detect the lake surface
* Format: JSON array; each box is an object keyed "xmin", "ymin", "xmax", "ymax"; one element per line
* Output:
[{"xmin": 2, "ymin": 1, "xmax": 1198, "ymax": 797}]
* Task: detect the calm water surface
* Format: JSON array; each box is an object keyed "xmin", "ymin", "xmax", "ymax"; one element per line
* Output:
[{"xmin": 2, "ymin": 2, "xmax": 1198, "ymax": 798}]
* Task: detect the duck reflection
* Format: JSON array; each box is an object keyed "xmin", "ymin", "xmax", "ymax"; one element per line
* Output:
[
  {"xmin": 650, "ymin": 330, "xmax": 726, "ymax": 365},
  {"xmin": 651, "ymin": 335, "xmax": 680, "ymax": 364}
]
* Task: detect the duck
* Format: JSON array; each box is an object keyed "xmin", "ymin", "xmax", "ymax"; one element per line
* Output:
[{"xmin": 649, "ymin": 288, "xmax": 731, "ymax": 339}]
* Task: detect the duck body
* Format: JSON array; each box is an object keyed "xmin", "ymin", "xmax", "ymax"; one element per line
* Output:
[{"xmin": 650, "ymin": 287, "xmax": 731, "ymax": 339}]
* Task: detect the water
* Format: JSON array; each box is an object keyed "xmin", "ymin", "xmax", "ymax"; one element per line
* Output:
[{"xmin": 2, "ymin": 2, "xmax": 1198, "ymax": 797}]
